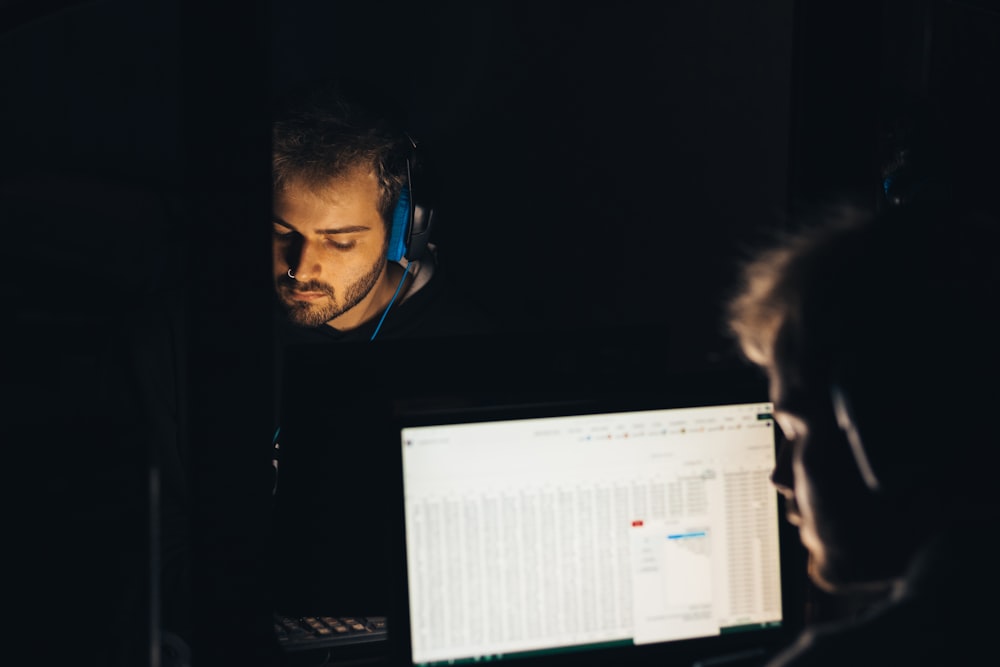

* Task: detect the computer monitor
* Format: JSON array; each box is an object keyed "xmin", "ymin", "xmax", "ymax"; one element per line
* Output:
[
  {"xmin": 385, "ymin": 362, "xmax": 800, "ymax": 667},
  {"xmin": 271, "ymin": 328, "xmax": 803, "ymax": 665}
]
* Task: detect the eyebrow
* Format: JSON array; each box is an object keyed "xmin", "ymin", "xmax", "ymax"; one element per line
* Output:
[{"xmin": 272, "ymin": 217, "xmax": 371, "ymax": 234}]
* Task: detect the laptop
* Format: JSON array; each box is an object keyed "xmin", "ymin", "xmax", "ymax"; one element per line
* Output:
[{"xmin": 385, "ymin": 370, "xmax": 799, "ymax": 667}]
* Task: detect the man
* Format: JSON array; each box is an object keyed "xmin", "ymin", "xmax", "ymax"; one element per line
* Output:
[
  {"xmin": 266, "ymin": 73, "xmax": 493, "ymax": 532},
  {"xmin": 118, "ymin": 80, "xmax": 493, "ymax": 666},
  {"xmin": 270, "ymin": 79, "xmax": 490, "ymax": 344},
  {"xmin": 725, "ymin": 199, "xmax": 1000, "ymax": 665},
  {"xmin": 265, "ymin": 80, "xmax": 500, "ymax": 658}
]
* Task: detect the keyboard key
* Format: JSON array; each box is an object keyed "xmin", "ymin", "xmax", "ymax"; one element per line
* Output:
[{"xmin": 272, "ymin": 613, "xmax": 388, "ymax": 653}]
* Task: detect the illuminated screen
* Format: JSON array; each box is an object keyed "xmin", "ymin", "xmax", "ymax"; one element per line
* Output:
[{"xmin": 398, "ymin": 399, "xmax": 781, "ymax": 666}]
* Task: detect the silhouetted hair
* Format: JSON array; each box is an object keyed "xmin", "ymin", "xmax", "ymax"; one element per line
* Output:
[{"xmin": 726, "ymin": 199, "xmax": 1000, "ymax": 493}]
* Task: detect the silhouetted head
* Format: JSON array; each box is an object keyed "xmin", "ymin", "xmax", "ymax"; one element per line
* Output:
[{"xmin": 727, "ymin": 200, "xmax": 1000, "ymax": 592}]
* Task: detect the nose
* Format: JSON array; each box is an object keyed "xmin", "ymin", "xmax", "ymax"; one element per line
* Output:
[
  {"xmin": 285, "ymin": 237, "xmax": 322, "ymax": 282},
  {"xmin": 770, "ymin": 436, "xmax": 795, "ymax": 497}
]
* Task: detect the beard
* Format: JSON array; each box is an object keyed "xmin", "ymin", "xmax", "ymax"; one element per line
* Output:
[{"xmin": 276, "ymin": 256, "xmax": 386, "ymax": 328}]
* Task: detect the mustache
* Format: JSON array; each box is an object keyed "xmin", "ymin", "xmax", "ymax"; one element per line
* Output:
[{"xmin": 277, "ymin": 275, "xmax": 336, "ymax": 297}]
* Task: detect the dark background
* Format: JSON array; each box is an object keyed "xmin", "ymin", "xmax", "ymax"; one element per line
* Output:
[
  {"xmin": 3, "ymin": 1, "xmax": 999, "ymax": 665},
  {"xmin": 3, "ymin": 0, "xmax": 798, "ymax": 367},
  {"xmin": 273, "ymin": 1, "xmax": 797, "ymax": 367},
  {"xmin": 275, "ymin": 3, "xmax": 794, "ymax": 350}
]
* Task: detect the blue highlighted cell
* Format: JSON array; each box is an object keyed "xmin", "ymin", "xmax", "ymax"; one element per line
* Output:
[{"xmin": 667, "ymin": 531, "xmax": 707, "ymax": 540}]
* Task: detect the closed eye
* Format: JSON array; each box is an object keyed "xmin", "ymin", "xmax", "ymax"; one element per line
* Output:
[{"xmin": 324, "ymin": 237, "xmax": 356, "ymax": 250}]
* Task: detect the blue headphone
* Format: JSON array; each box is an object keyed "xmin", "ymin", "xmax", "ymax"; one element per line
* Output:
[
  {"xmin": 386, "ymin": 135, "xmax": 434, "ymax": 263},
  {"xmin": 370, "ymin": 135, "xmax": 435, "ymax": 341}
]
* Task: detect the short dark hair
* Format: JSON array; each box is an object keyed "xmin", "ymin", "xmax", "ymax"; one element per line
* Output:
[{"xmin": 271, "ymin": 79, "xmax": 410, "ymax": 228}]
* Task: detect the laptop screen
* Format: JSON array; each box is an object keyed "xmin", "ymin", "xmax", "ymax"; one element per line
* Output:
[{"xmin": 391, "ymin": 391, "xmax": 786, "ymax": 667}]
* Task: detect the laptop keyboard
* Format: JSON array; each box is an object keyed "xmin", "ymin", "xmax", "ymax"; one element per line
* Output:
[{"xmin": 273, "ymin": 614, "xmax": 388, "ymax": 653}]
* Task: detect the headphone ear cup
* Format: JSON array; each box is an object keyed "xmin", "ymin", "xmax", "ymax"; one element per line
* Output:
[
  {"xmin": 386, "ymin": 184, "xmax": 410, "ymax": 262},
  {"xmin": 388, "ymin": 140, "xmax": 434, "ymax": 263},
  {"xmin": 405, "ymin": 201, "xmax": 433, "ymax": 261},
  {"xmin": 402, "ymin": 144, "xmax": 433, "ymax": 262}
]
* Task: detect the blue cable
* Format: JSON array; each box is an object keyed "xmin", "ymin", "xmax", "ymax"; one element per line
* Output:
[{"xmin": 370, "ymin": 262, "xmax": 412, "ymax": 341}]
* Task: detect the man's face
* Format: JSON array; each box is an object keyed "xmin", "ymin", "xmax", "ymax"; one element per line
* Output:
[
  {"xmin": 272, "ymin": 169, "xmax": 390, "ymax": 329},
  {"xmin": 769, "ymin": 366, "xmax": 912, "ymax": 592}
]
